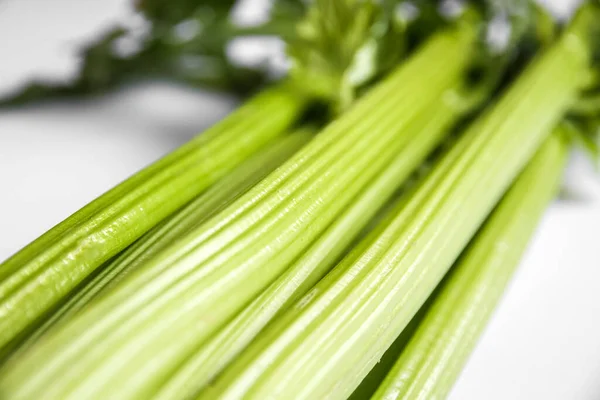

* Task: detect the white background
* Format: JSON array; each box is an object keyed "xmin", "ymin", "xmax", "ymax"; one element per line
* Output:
[{"xmin": 0, "ymin": 1, "xmax": 599, "ymax": 399}]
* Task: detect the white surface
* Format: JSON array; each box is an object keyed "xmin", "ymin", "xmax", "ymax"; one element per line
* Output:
[{"xmin": 0, "ymin": 1, "xmax": 599, "ymax": 399}]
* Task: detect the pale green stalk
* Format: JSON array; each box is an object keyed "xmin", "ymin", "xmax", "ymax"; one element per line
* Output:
[
  {"xmin": 347, "ymin": 291, "xmax": 434, "ymax": 400},
  {"xmin": 371, "ymin": 130, "xmax": 568, "ymax": 400}
]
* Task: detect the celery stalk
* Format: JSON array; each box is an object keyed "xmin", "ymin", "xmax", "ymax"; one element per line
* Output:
[
  {"xmin": 371, "ymin": 130, "xmax": 568, "ymax": 400},
  {"xmin": 347, "ymin": 290, "xmax": 435, "ymax": 400},
  {"xmin": 7, "ymin": 130, "xmax": 312, "ymax": 359},
  {"xmin": 0, "ymin": 24, "xmax": 478, "ymax": 399},
  {"xmin": 202, "ymin": 12, "xmax": 593, "ymax": 400},
  {"xmin": 77, "ymin": 130, "xmax": 312, "ymax": 293},
  {"xmin": 0, "ymin": 84, "xmax": 305, "ymax": 352}
]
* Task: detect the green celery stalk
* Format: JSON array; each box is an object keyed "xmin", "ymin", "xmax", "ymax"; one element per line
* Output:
[
  {"xmin": 69, "ymin": 129, "xmax": 313, "ymax": 296},
  {"xmin": 0, "ymin": 24, "xmax": 478, "ymax": 400},
  {"xmin": 7, "ymin": 130, "xmax": 312, "ymax": 358},
  {"xmin": 0, "ymin": 83, "xmax": 306, "ymax": 352},
  {"xmin": 371, "ymin": 129, "xmax": 568, "ymax": 400},
  {"xmin": 202, "ymin": 10, "xmax": 594, "ymax": 400},
  {"xmin": 153, "ymin": 86, "xmax": 466, "ymax": 399},
  {"xmin": 347, "ymin": 292, "xmax": 434, "ymax": 400}
]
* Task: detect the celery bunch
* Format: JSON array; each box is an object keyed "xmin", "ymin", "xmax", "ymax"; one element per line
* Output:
[
  {"xmin": 0, "ymin": 1, "xmax": 598, "ymax": 400},
  {"xmin": 0, "ymin": 23, "xmax": 481, "ymax": 399},
  {"xmin": 200, "ymin": 9, "xmax": 595, "ymax": 399}
]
